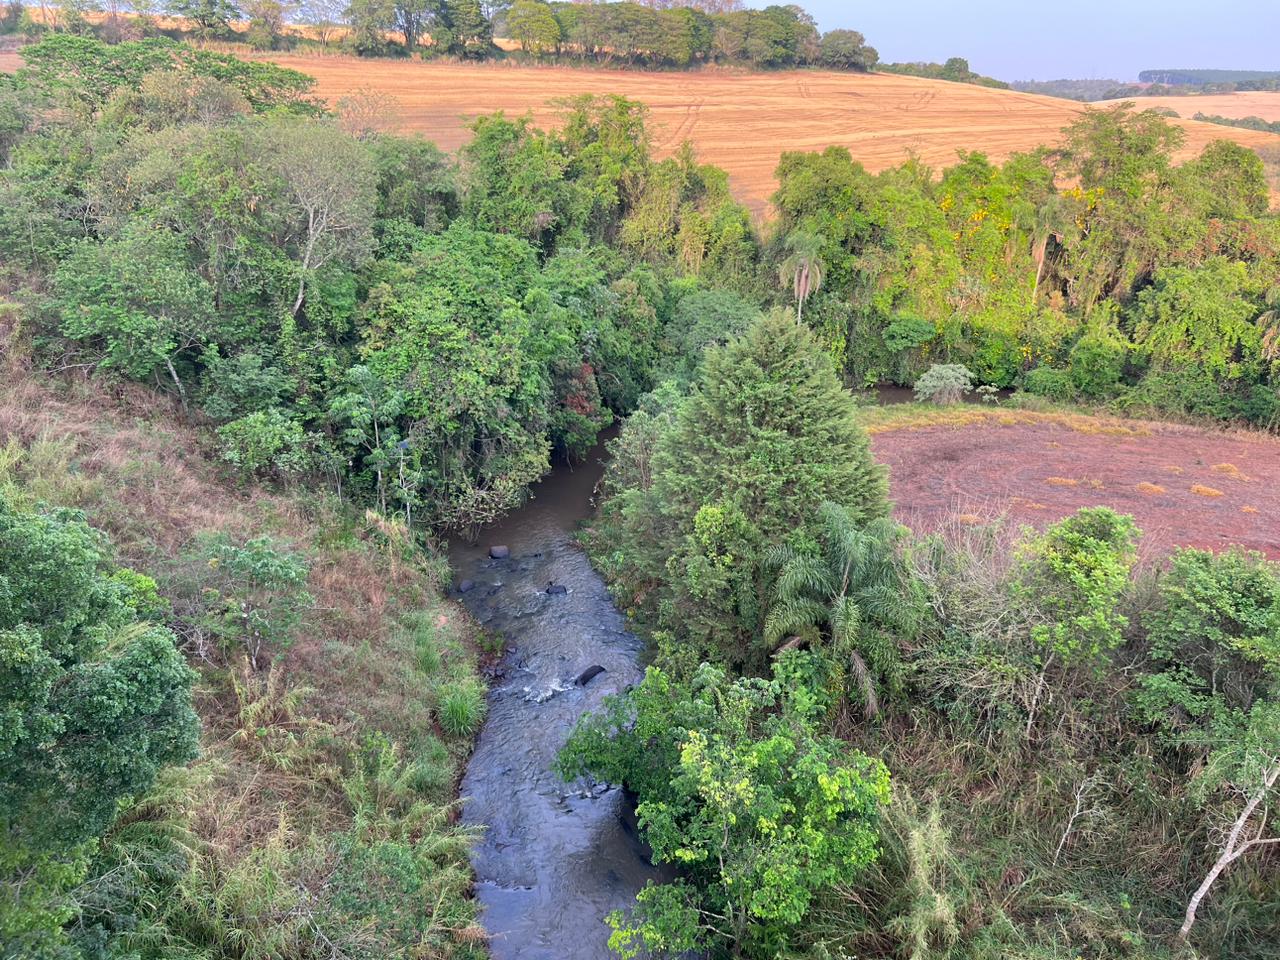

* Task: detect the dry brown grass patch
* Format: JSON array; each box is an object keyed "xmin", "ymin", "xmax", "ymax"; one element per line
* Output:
[
  {"xmin": 1191, "ymin": 484, "xmax": 1225, "ymax": 498},
  {"xmin": 1044, "ymin": 477, "xmax": 1079, "ymax": 487},
  {"xmin": 1136, "ymin": 482, "xmax": 1166, "ymax": 495},
  {"xmin": 1211, "ymin": 462, "xmax": 1251, "ymax": 482},
  {"xmin": 1242, "ymin": 505, "xmax": 1260, "ymax": 514}
]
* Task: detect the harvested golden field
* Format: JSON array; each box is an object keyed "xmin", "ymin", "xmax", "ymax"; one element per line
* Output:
[
  {"xmin": 1096, "ymin": 91, "xmax": 1280, "ymax": 123},
  {"xmin": 4, "ymin": 48, "xmax": 1277, "ymax": 211},
  {"xmin": 248, "ymin": 54, "xmax": 1280, "ymax": 213}
]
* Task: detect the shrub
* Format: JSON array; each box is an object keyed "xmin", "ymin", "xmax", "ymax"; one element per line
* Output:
[
  {"xmin": 1135, "ymin": 548, "xmax": 1280, "ymax": 742},
  {"xmin": 1015, "ymin": 507, "xmax": 1139, "ymax": 663},
  {"xmin": 1068, "ymin": 320, "xmax": 1129, "ymax": 399},
  {"xmin": 199, "ymin": 350, "xmax": 290, "ymax": 421},
  {"xmin": 559, "ymin": 661, "xmax": 891, "ymax": 958},
  {"xmin": 0, "ymin": 495, "xmax": 198, "ymax": 955},
  {"xmin": 1022, "ymin": 365, "xmax": 1076, "ymax": 401},
  {"xmin": 881, "ymin": 314, "xmax": 936, "ymax": 383},
  {"xmin": 217, "ymin": 408, "xmax": 311, "ymax": 481},
  {"xmin": 192, "ymin": 533, "xmax": 312, "ymax": 667},
  {"xmin": 913, "ymin": 364, "xmax": 974, "ymax": 405},
  {"xmin": 436, "ymin": 680, "xmax": 486, "ymax": 737}
]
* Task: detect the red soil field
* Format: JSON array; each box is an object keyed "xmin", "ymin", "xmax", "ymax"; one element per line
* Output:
[{"xmin": 870, "ymin": 416, "xmax": 1280, "ymax": 559}]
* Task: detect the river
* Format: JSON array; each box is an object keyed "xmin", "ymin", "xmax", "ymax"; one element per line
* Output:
[
  {"xmin": 448, "ymin": 385, "xmax": 981, "ymax": 956},
  {"xmin": 450, "ymin": 431, "xmax": 670, "ymax": 960}
]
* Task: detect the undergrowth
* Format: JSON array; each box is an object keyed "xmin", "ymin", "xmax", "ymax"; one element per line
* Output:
[{"xmin": 0, "ymin": 358, "xmax": 489, "ymax": 959}]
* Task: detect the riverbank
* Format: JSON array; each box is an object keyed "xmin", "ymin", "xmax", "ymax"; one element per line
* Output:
[{"xmin": 0, "ymin": 357, "xmax": 490, "ymax": 958}]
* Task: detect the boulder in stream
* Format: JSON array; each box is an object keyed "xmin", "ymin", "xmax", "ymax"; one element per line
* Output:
[
  {"xmin": 575, "ymin": 664, "xmax": 606, "ymax": 686},
  {"xmin": 457, "ymin": 579, "xmax": 476, "ymax": 594},
  {"xmin": 489, "ymin": 545, "xmax": 510, "ymax": 559},
  {"xmin": 546, "ymin": 583, "xmax": 568, "ymax": 595}
]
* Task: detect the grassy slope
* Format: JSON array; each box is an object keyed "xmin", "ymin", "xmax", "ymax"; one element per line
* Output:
[{"xmin": 0, "ymin": 332, "xmax": 490, "ymax": 957}]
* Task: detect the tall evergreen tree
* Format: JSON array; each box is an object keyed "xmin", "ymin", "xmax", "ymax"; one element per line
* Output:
[{"xmin": 600, "ymin": 309, "xmax": 889, "ymax": 668}]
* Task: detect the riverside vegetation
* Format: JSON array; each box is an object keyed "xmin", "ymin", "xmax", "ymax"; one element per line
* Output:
[{"xmin": 1, "ymin": 31, "xmax": 1279, "ymax": 960}]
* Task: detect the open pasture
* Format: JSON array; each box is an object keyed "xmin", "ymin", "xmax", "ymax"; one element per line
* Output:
[{"xmin": 870, "ymin": 412, "xmax": 1280, "ymax": 558}]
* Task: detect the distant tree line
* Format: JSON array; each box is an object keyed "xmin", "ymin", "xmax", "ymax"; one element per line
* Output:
[
  {"xmin": 1195, "ymin": 111, "xmax": 1280, "ymax": 136},
  {"xmin": 1011, "ymin": 77, "xmax": 1126, "ymax": 101},
  {"xmin": 1140, "ymin": 68, "xmax": 1280, "ymax": 86},
  {"xmin": 878, "ymin": 56, "xmax": 1008, "ymax": 89},
  {"xmin": 1013, "ymin": 73, "xmax": 1280, "ymax": 103},
  {"xmin": 0, "ymin": 0, "xmax": 885, "ymax": 71}
]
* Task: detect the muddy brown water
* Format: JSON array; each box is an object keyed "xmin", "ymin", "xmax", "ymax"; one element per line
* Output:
[{"xmin": 450, "ymin": 430, "xmax": 672, "ymax": 960}]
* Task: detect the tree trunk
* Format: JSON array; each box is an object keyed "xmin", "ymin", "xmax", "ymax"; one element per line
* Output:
[
  {"xmin": 849, "ymin": 650, "xmax": 879, "ymax": 721},
  {"xmin": 165, "ymin": 356, "xmax": 187, "ymax": 409},
  {"xmin": 1180, "ymin": 761, "xmax": 1280, "ymax": 940},
  {"xmin": 1032, "ymin": 243, "xmax": 1046, "ymax": 300}
]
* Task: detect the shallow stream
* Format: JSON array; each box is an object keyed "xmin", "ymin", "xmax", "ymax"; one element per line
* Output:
[{"xmin": 450, "ymin": 433, "xmax": 669, "ymax": 959}]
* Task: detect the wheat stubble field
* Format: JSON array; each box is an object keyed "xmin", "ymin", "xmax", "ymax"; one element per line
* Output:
[
  {"xmin": 3, "ymin": 48, "xmax": 1277, "ymax": 211},
  {"xmin": 1097, "ymin": 90, "xmax": 1280, "ymax": 122},
  {"xmin": 242, "ymin": 55, "xmax": 1280, "ymax": 213}
]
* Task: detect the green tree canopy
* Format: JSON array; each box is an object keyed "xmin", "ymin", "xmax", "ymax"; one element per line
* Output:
[
  {"xmin": 559, "ymin": 659, "xmax": 891, "ymax": 958},
  {"xmin": 0, "ymin": 496, "xmax": 198, "ymax": 955},
  {"xmin": 595, "ymin": 310, "xmax": 889, "ymax": 667}
]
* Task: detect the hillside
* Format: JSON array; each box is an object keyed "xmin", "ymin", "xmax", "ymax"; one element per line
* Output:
[
  {"xmin": 3, "ymin": 47, "xmax": 1276, "ymax": 212},
  {"xmin": 1096, "ymin": 90, "xmax": 1280, "ymax": 123},
  {"xmin": 246, "ymin": 54, "xmax": 1280, "ymax": 213}
]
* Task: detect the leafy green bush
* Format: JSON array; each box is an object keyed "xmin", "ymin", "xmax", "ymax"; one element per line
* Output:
[
  {"xmin": 1136, "ymin": 548, "xmax": 1280, "ymax": 742},
  {"xmin": 1068, "ymin": 318, "xmax": 1129, "ymax": 399},
  {"xmin": 0, "ymin": 494, "xmax": 198, "ymax": 956},
  {"xmin": 198, "ymin": 350, "xmax": 291, "ymax": 421},
  {"xmin": 52, "ymin": 226, "xmax": 218, "ymax": 391},
  {"xmin": 1022, "ymin": 364, "xmax": 1076, "ymax": 401},
  {"xmin": 192, "ymin": 533, "xmax": 312, "ymax": 667},
  {"xmin": 217, "ymin": 409, "xmax": 312, "ymax": 481},
  {"xmin": 559, "ymin": 660, "xmax": 891, "ymax": 958},
  {"xmin": 1016, "ymin": 507, "xmax": 1139, "ymax": 663},
  {"xmin": 881, "ymin": 314, "xmax": 936, "ymax": 383},
  {"xmin": 913, "ymin": 364, "xmax": 975, "ymax": 405}
]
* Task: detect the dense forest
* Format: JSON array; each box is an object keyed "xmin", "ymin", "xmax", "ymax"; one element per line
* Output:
[{"xmin": 2, "ymin": 29, "xmax": 1279, "ymax": 960}]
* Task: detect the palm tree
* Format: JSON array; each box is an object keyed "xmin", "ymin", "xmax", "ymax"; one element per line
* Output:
[
  {"xmin": 1030, "ymin": 195, "xmax": 1072, "ymax": 300},
  {"xmin": 764, "ymin": 503, "xmax": 921, "ymax": 721},
  {"xmin": 779, "ymin": 231, "xmax": 824, "ymax": 323}
]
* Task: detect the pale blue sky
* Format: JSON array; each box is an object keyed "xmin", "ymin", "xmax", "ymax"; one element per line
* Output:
[{"xmin": 759, "ymin": 0, "xmax": 1280, "ymax": 81}]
